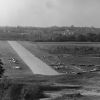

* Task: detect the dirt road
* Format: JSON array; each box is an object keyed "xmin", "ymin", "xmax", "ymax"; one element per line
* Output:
[{"xmin": 8, "ymin": 41, "xmax": 59, "ymax": 75}]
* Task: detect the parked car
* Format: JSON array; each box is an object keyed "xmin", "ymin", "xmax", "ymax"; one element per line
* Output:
[
  {"xmin": 13, "ymin": 66, "xmax": 21, "ymax": 69},
  {"xmin": 79, "ymin": 64, "xmax": 86, "ymax": 67},
  {"xmin": 8, "ymin": 58, "xmax": 19, "ymax": 64},
  {"xmin": 87, "ymin": 64, "xmax": 95, "ymax": 67}
]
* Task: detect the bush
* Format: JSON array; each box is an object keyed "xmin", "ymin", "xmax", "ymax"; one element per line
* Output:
[
  {"xmin": 0, "ymin": 78, "xmax": 46, "ymax": 100},
  {"xmin": 0, "ymin": 59, "xmax": 5, "ymax": 78},
  {"xmin": 9, "ymin": 84, "xmax": 23, "ymax": 100},
  {"xmin": 21, "ymin": 84, "xmax": 45, "ymax": 100}
]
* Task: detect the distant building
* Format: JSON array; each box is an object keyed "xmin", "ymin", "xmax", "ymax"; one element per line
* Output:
[{"xmin": 62, "ymin": 29, "xmax": 74, "ymax": 35}]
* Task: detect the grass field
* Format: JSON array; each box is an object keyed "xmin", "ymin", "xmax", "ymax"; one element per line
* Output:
[
  {"xmin": 1, "ymin": 41, "xmax": 100, "ymax": 100},
  {"xmin": 0, "ymin": 41, "xmax": 33, "ymax": 78},
  {"xmin": 19, "ymin": 42, "xmax": 100, "ymax": 72}
]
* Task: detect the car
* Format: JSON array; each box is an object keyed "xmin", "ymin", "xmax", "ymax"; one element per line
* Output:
[
  {"xmin": 79, "ymin": 64, "xmax": 86, "ymax": 67},
  {"xmin": 13, "ymin": 66, "xmax": 21, "ymax": 69},
  {"xmin": 87, "ymin": 64, "xmax": 95, "ymax": 67},
  {"xmin": 90, "ymin": 68, "xmax": 97, "ymax": 72},
  {"xmin": 8, "ymin": 58, "xmax": 19, "ymax": 64}
]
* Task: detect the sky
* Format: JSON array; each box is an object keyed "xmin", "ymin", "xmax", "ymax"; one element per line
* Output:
[{"xmin": 0, "ymin": 0, "xmax": 100, "ymax": 27}]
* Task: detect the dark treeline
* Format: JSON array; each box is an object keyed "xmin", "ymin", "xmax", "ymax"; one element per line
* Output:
[
  {"xmin": 48, "ymin": 33, "xmax": 100, "ymax": 42},
  {"xmin": 0, "ymin": 26, "xmax": 100, "ymax": 42}
]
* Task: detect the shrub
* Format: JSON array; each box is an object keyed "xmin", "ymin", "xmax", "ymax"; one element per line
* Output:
[
  {"xmin": 0, "ymin": 60, "xmax": 5, "ymax": 78},
  {"xmin": 9, "ymin": 84, "xmax": 23, "ymax": 100},
  {"xmin": 21, "ymin": 84, "xmax": 45, "ymax": 100}
]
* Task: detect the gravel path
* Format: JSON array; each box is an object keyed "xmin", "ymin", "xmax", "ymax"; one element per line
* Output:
[{"xmin": 8, "ymin": 41, "xmax": 60, "ymax": 75}]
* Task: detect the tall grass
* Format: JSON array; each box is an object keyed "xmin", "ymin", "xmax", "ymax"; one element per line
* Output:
[{"xmin": 0, "ymin": 78, "xmax": 46, "ymax": 100}]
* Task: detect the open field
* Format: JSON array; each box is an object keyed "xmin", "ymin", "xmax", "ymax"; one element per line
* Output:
[
  {"xmin": 13, "ymin": 41, "xmax": 100, "ymax": 100},
  {"xmin": 0, "ymin": 41, "xmax": 33, "ymax": 78},
  {"xmin": 8, "ymin": 41, "xmax": 59, "ymax": 75},
  {"xmin": 1, "ymin": 41, "xmax": 100, "ymax": 100},
  {"xmin": 20, "ymin": 42, "xmax": 100, "ymax": 72}
]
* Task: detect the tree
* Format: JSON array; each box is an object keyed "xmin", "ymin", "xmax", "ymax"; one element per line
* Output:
[
  {"xmin": 96, "ymin": 33, "xmax": 100, "ymax": 42},
  {"xmin": 67, "ymin": 35, "xmax": 76, "ymax": 41},
  {"xmin": 87, "ymin": 33, "xmax": 97, "ymax": 42},
  {"xmin": 0, "ymin": 59, "xmax": 4, "ymax": 78},
  {"xmin": 76, "ymin": 34, "xmax": 87, "ymax": 42}
]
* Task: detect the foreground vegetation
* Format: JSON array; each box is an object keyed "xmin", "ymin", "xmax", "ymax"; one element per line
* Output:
[
  {"xmin": 0, "ymin": 78, "xmax": 46, "ymax": 100},
  {"xmin": 0, "ymin": 72, "xmax": 100, "ymax": 100}
]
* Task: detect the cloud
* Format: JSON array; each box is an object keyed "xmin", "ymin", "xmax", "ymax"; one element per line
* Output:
[
  {"xmin": 46, "ymin": 1, "xmax": 55, "ymax": 9},
  {"xmin": 0, "ymin": 0, "xmax": 100, "ymax": 27}
]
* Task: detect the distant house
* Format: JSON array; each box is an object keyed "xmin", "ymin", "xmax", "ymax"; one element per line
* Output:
[
  {"xmin": 62, "ymin": 29, "xmax": 74, "ymax": 36},
  {"xmin": 20, "ymin": 33, "xmax": 28, "ymax": 35}
]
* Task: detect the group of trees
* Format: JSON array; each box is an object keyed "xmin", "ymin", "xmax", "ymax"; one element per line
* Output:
[
  {"xmin": 33, "ymin": 32, "xmax": 100, "ymax": 42},
  {"xmin": 0, "ymin": 26, "xmax": 100, "ymax": 42},
  {"xmin": 0, "ymin": 59, "xmax": 4, "ymax": 78},
  {"xmin": 8, "ymin": 32, "xmax": 100, "ymax": 42},
  {"xmin": 75, "ymin": 33, "xmax": 100, "ymax": 42},
  {"xmin": 39, "ymin": 33, "xmax": 100, "ymax": 42}
]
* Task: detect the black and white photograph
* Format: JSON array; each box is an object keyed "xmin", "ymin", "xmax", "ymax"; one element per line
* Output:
[{"xmin": 0, "ymin": 0, "xmax": 100, "ymax": 100}]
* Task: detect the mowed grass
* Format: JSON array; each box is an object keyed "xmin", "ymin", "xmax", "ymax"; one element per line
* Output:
[
  {"xmin": 19, "ymin": 41, "xmax": 59, "ymax": 65},
  {"xmin": 20, "ymin": 42, "xmax": 100, "ymax": 66},
  {"xmin": 0, "ymin": 41, "xmax": 33, "ymax": 78}
]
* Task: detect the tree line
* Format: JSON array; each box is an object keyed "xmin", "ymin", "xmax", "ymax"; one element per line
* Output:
[
  {"xmin": 32, "ymin": 33, "xmax": 100, "ymax": 42},
  {"xmin": 0, "ymin": 27, "xmax": 100, "ymax": 42}
]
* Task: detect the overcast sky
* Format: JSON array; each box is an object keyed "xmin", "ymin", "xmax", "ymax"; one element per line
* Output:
[{"xmin": 0, "ymin": 0, "xmax": 100, "ymax": 27}]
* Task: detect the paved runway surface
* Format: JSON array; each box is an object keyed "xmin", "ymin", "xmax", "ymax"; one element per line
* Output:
[{"xmin": 8, "ymin": 41, "xmax": 59, "ymax": 75}]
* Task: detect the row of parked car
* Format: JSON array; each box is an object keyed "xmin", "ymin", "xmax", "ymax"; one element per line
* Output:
[
  {"xmin": 50, "ymin": 63, "xmax": 68, "ymax": 73},
  {"xmin": 8, "ymin": 58, "xmax": 21, "ymax": 69},
  {"xmin": 78, "ymin": 64, "xmax": 100, "ymax": 71},
  {"xmin": 50, "ymin": 62, "xmax": 100, "ymax": 74}
]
